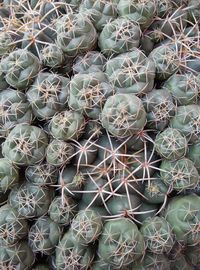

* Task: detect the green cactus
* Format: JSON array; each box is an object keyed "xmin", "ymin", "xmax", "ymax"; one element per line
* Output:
[
  {"xmin": 0, "ymin": 49, "xmax": 40, "ymax": 90},
  {"xmin": 0, "ymin": 31, "xmax": 15, "ymax": 56},
  {"xmin": 101, "ymin": 93, "xmax": 147, "ymax": 138},
  {"xmin": 48, "ymin": 195, "xmax": 78, "ymax": 226},
  {"xmin": 164, "ymin": 194, "xmax": 200, "ymax": 245},
  {"xmin": 83, "ymin": 120, "xmax": 103, "ymax": 140},
  {"xmin": 140, "ymin": 216, "xmax": 174, "ymax": 254},
  {"xmin": 185, "ymin": 243, "xmax": 200, "ymax": 268},
  {"xmin": 8, "ymin": 183, "xmax": 54, "ymax": 218},
  {"xmin": 28, "ymin": 216, "xmax": 61, "ymax": 255},
  {"xmin": 56, "ymin": 13, "xmax": 97, "ymax": 57},
  {"xmin": 79, "ymin": 0, "xmax": 118, "ymax": 31},
  {"xmin": 105, "ymin": 49, "xmax": 155, "ymax": 95},
  {"xmin": 56, "ymin": 230, "xmax": 94, "ymax": 270},
  {"xmin": 170, "ymin": 104, "xmax": 200, "ymax": 143},
  {"xmin": 40, "ymin": 44, "xmax": 65, "ymax": 69},
  {"xmin": 98, "ymin": 218, "xmax": 145, "ymax": 267},
  {"xmin": 69, "ymin": 72, "xmax": 114, "ymax": 119},
  {"xmin": 0, "ymin": 158, "xmax": 19, "ymax": 192},
  {"xmin": 0, "ymin": 203, "xmax": 28, "ymax": 245},
  {"xmin": 117, "ymin": 0, "xmax": 157, "ymax": 29},
  {"xmin": 98, "ymin": 18, "xmax": 141, "ymax": 56},
  {"xmin": 135, "ymin": 202, "xmax": 158, "ymax": 224},
  {"xmin": 142, "ymin": 89, "xmax": 176, "ymax": 131},
  {"xmin": 2, "ymin": 123, "xmax": 48, "ymax": 166},
  {"xmin": 73, "ymin": 51, "xmax": 106, "ymax": 74},
  {"xmin": 25, "ymin": 163, "xmax": 58, "ymax": 186},
  {"xmin": 26, "ymin": 72, "xmax": 70, "ymax": 120},
  {"xmin": 0, "ymin": 68, "xmax": 8, "ymax": 91},
  {"xmin": 160, "ymin": 158, "xmax": 199, "ymax": 191},
  {"xmin": 49, "ymin": 110, "xmax": 85, "ymax": 141},
  {"xmin": 0, "ymin": 241, "xmax": 35, "ymax": 270},
  {"xmin": 0, "ymin": 89, "xmax": 33, "ymax": 136},
  {"xmin": 149, "ymin": 44, "xmax": 180, "ymax": 80},
  {"xmin": 46, "ymin": 139, "xmax": 75, "ymax": 167},
  {"xmin": 170, "ymin": 254, "xmax": 194, "ymax": 270},
  {"xmin": 71, "ymin": 209, "xmax": 103, "ymax": 244},
  {"xmin": 155, "ymin": 128, "xmax": 188, "ymax": 160},
  {"xmin": 163, "ymin": 73, "xmax": 200, "ymax": 106},
  {"xmin": 187, "ymin": 142, "xmax": 200, "ymax": 173}
]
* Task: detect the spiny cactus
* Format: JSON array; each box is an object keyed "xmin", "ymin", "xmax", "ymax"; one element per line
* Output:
[
  {"xmin": 8, "ymin": 183, "xmax": 54, "ymax": 218},
  {"xmin": 98, "ymin": 218, "xmax": 145, "ymax": 267},
  {"xmin": 40, "ymin": 44, "xmax": 65, "ymax": 70},
  {"xmin": 187, "ymin": 141, "xmax": 200, "ymax": 173},
  {"xmin": 101, "ymin": 93, "xmax": 147, "ymax": 138},
  {"xmin": 98, "ymin": 18, "xmax": 141, "ymax": 56},
  {"xmin": 105, "ymin": 49, "xmax": 155, "ymax": 95},
  {"xmin": 2, "ymin": 123, "xmax": 48, "ymax": 166},
  {"xmin": 0, "ymin": 158, "xmax": 19, "ymax": 192},
  {"xmin": 28, "ymin": 216, "xmax": 62, "ymax": 255},
  {"xmin": 26, "ymin": 72, "xmax": 70, "ymax": 120},
  {"xmin": 0, "ymin": 203, "xmax": 28, "ymax": 245},
  {"xmin": 0, "ymin": 48, "xmax": 40, "ymax": 90}
]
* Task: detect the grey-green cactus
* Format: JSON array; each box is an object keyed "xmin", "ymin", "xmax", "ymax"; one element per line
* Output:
[
  {"xmin": 0, "ymin": 158, "xmax": 19, "ymax": 192},
  {"xmin": 187, "ymin": 141, "xmax": 200, "ymax": 173},
  {"xmin": 2, "ymin": 123, "xmax": 48, "ymax": 166}
]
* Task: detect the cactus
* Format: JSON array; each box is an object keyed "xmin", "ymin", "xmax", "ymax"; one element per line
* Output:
[
  {"xmin": 0, "ymin": 158, "xmax": 19, "ymax": 192},
  {"xmin": 28, "ymin": 216, "xmax": 61, "ymax": 255},
  {"xmin": 140, "ymin": 216, "xmax": 174, "ymax": 254},
  {"xmin": 142, "ymin": 89, "xmax": 176, "ymax": 131},
  {"xmin": 117, "ymin": 0, "xmax": 157, "ymax": 29},
  {"xmin": 98, "ymin": 218, "xmax": 145, "ymax": 267},
  {"xmin": 187, "ymin": 141, "xmax": 200, "ymax": 173},
  {"xmin": 98, "ymin": 18, "xmax": 141, "ymax": 56},
  {"xmin": 48, "ymin": 195, "xmax": 78, "ymax": 226},
  {"xmin": 0, "ymin": 203, "xmax": 28, "ymax": 245},
  {"xmin": 40, "ymin": 44, "xmax": 65, "ymax": 69},
  {"xmin": 163, "ymin": 73, "xmax": 200, "ymax": 106},
  {"xmin": 101, "ymin": 93, "xmax": 147, "ymax": 138},
  {"xmin": 26, "ymin": 72, "xmax": 70, "ymax": 120},
  {"xmin": 0, "ymin": 241, "xmax": 35, "ymax": 269},
  {"xmin": 2, "ymin": 123, "xmax": 48, "ymax": 166},
  {"xmin": 46, "ymin": 139, "xmax": 75, "ymax": 167},
  {"xmin": 105, "ymin": 49, "xmax": 155, "ymax": 95},
  {"xmin": 25, "ymin": 163, "xmax": 58, "ymax": 186},
  {"xmin": 8, "ymin": 183, "xmax": 54, "ymax": 218},
  {"xmin": 71, "ymin": 209, "xmax": 103, "ymax": 244},
  {"xmin": 73, "ymin": 51, "xmax": 106, "ymax": 74},
  {"xmin": 0, "ymin": 89, "xmax": 33, "ymax": 136},
  {"xmin": 154, "ymin": 128, "xmax": 188, "ymax": 160},
  {"xmin": 79, "ymin": 0, "xmax": 118, "ymax": 31},
  {"xmin": 69, "ymin": 72, "xmax": 115, "ymax": 119},
  {"xmin": 56, "ymin": 13, "xmax": 97, "ymax": 57},
  {"xmin": 56, "ymin": 230, "xmax": 94, "ymax": 270},
  {"xmin": 170, "ymin": 104, "xmax": 200, "ymax": 143},
  {"xmin": 0, "ymin": 31, "xmax": 15, "ymax": 56},
  {"xmin": 0, "ymin": 49, "xmax": 40, "ymax": 90},
  {"xmin": 49, "ymin": 110, "xmax": 85, "ymax": 141},
  {"xmin": 164, "ymin": 194, "xmax": 200, "ymax": 245}
]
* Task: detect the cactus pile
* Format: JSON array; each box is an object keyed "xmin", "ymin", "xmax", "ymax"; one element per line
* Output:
[{"xmin": 0, "ymin": 0, "xmax": 200, "ymax": 269}]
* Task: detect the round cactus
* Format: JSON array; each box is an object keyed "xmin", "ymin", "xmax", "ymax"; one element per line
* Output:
[
  {"xmin": 8, "ymin": 183, "xmax": 54, "ymax": 218},
  {"xmin": 0, "ymin": 89, "xmax": 33, "ymax": 136},
  {"xmin": 105, "ymin": 49, "xmax": 155, "ymax": 95},
  {"xmin": 49, "ymin": 110, "xmax": 85, "ymax": 141},
  {"xmin": 49, "ymin": 195, "xmax": 78, "ymax": 226},
  {"xmin": 71, "ymin": 209, "xmax": 103, "ymax": 244},
  {"xmin": 142, "ymin": 89, "xmax": 176, "ymax": 131},
  {"xmin": 0, "ymin": 203, "xmax": 28, "ymax": 245},
  {"xmin": 79, "ymin": 0, "xmax": 118, "ymax": 31},
  {"xmin": 98, "ymin": 218, "xmax": 145, "ymax": 267},
  {"xmin": 2, "ymin": 123, "xmax": 48, "ymax": 166},
  {"xmin": 40, "ymin": 44, "xmax": 65, "ymax": 69},
  {"xmin": 69, "ymin": 72, "xmax": 115, "ymax": 119},
  {"xmin": 187, "ymin": 141, "xmax": 200, "ymax": 173},
  {"xmin": 170, "ymin": 104, "xmax": 200, "ymax": 143},
  {"xmin": 0, "ymin": 49, "xmax": 40, "ymax": 90},
  {"xmin": 26, "ymin": 72, "xmax": 70, "ymax": 120},
  {"xmin": 56, "ymin": 230, "xmax": 94, "ymax": 270},
  {"xmin": 98, "ymin": 18, "xmax": 141, "ymax": 56},
  {"xmin": 164, "ymin": 194, "xmax": 200, "ymax": 245},
  {"xmin": 73, "ymin": 51, "xmax": 106, "ymax": 74},
  {"xmin": 0, "ymin": 158, "xmax": 19, "ymax": 192},
  {"xmin": 0, "ymin": 31, "xmax": 15, "ymax": 56},
  {"xmin": 154, "ymin": 128, "xmax": 188, "ymax": 160},
  {"xmin": 28, "ymin": 216, "xmax": 61, "ymax": 255},
  {"xmin": 25, "ymin": 163, "xmax": 58, "ymax": 186},
  {"xmin": 0, "ymin": 241, "xmax": 35, "ymax": 270},
  {"xmin": 56, "ymin": 13, "xmax": 97, "ymax": 57},
  {"xmin": 101, "ymin": 93, "xmax": 147, "ymax": 138}
]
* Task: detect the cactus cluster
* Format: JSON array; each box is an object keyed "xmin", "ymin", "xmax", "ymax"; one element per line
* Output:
[{"xmin": 0, "ymin": 0, "xmax": 200, "ymax": 269}]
